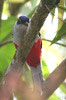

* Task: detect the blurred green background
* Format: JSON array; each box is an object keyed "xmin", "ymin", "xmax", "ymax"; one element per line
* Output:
[{"xmin": 0, "ymin": 0, "xmax": 66, "ymax": 100}]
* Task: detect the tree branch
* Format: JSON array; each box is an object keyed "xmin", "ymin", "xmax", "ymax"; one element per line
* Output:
[
  {"xmin": 0, "ymin": 40, "xmax": 13, "ymax": 47},
  {"xmin": 42, "ymin": 38, "xmax": 66, "ymax": 47},
  {"xmin": 42, "ymin": 59, "xmax": 66, "ymax": 99}
]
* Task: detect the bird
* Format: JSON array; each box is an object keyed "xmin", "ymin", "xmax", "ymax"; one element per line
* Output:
[{"xmin": 12, "ymin": 16, "xmax": 44, "ymax": 94}]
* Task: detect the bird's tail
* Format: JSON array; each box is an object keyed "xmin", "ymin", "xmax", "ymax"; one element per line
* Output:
[{"xmin": 30, "ymin": 63, "xmax": 44, "ymax": 94}]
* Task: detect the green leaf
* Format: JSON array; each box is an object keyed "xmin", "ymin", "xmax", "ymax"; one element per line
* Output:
[
  {"xmin": 0, "ymin": 16, "xmax": 17, "ymax": 81},
  {"xmin": 60, "ymin": 83, "xmax": 66, "ymax": 94},
  {"xmin": 42, "ymin": 57, "xmax": 50, "ymax": 79},
  {"xmin": 51, "ymin": 8, "xmax": 55, "ymax": 21},
  {"xmin": 58, "ymin": 5, "xmax": 66, "ymax": 11},
  {"xmin": 0, "ymin": 16, "xmax": 17, "ymax": 41},
  {"xmin": 31, "ymin": 0, "xmax": 37, "ymax": 8},
  {"xmin": 49, "ymin": 93, "xmax": 60, "ymax": 100},
  {"xmin": 0, "ymin": 43, "xmax": 16, "ymax": 81},
  {"xmin": 51, "ymin": 19, "xmax": 66, "ymax": 44}
]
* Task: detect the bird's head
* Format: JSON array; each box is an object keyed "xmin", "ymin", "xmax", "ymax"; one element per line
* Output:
[
  {"xmin": 17, "ymin": 16, "xmax": 30, "ymax": 26},
  {"xmin": 12, "ymin": 16, "xmax": 30, "ymax": 47}
]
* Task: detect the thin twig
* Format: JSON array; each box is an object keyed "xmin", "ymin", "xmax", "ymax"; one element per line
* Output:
[
  {"xmin": 45, "ymin": 4, "xmax": 66, "ymax": 23},
  {"xmin": 42, "ymin": 38, "xmax": 66, "ymax": 47},
  {"xmin": 0, "ymin": 39, "xmax": 66, "ymax": 48},
  {"xmin": 0, "ymin": 40, "xmax": 13, "ymax": 47}
]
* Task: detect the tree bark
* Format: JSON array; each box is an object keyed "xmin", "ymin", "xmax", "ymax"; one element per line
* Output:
[{"xmin": 42, "ymin": 59, "xmax": 66, "ymax": 99}]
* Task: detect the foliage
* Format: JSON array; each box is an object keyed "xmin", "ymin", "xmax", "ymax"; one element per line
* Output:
[
  {"xmin": 58, "ymin": 5, "xmax": 66, "ymax": 11},
  {"xmin": 51, "ymin": 19, "xmax": 66, "ymax": 44}
]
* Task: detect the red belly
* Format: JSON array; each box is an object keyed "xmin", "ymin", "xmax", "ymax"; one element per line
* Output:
[
  {"xmin": 14, "ymin": 39, "xmax": 42, "ymax": 67},
  {"xmin": 26, "ymin": 39, "xmax": 42, "ymax": 67}
]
